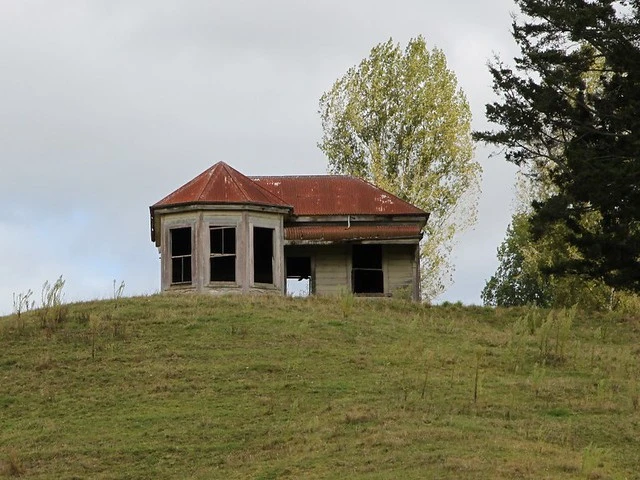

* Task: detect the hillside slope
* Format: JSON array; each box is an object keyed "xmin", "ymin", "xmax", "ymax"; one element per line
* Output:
[{"xmin": 1, "ymin": 294, "xmax": 639, "ymax": 479}]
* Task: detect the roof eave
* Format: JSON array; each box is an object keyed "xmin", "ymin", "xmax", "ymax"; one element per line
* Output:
[
  {"xmin": 151, "ymin": 201, "xmax": 293, "ymax": 213},
  {"xmin": 149, "ymin": 201, "xmax": 293, "ymax": 243},
  {"xmin": 284, "ymin": 235, "xmax": 423, "ymax": 246},
  {"xmin": 287, "ymin": 213, "xmax": 429, "ymax": 224}
]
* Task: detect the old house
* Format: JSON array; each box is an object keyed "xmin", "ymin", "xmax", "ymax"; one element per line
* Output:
[{"xmin": 149, "ymin": 162, "xmax": 429, "ymax": 300}]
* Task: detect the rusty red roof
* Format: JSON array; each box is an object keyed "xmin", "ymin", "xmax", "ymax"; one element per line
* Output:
[
  {"xmin": 150, "ymin": 163, "xmax": 428, "ymax": 242},
  {"xmin": 152, "ymin": 162, "xmax": 291, "ymax": 209},
  {"xmin": 285, "ymin": 225, "xmax": 423, "ymax": 242},
  {"xmin": 252, "ymin": 176, "xmax": 427, "ymax": 216}
]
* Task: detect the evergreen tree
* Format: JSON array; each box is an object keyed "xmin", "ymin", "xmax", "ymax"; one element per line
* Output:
[{"xmin": 475, "ymin": 0, "xmax": 640, "ymax": 293}]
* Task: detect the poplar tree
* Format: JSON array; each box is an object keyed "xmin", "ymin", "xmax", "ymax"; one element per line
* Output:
[{"xmin": 319, "ymin": 36, "xmax": 481, "ymax": 299}]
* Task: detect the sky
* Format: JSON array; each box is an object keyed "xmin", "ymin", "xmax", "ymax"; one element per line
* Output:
[{"xmin": 0, "ymin": 0, "xmax": 522, "ymax": 315}]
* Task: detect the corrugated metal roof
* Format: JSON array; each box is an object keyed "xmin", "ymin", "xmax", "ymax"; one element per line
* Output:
[
  {"xmin": 152, "ymin": 162, "xmax": 291, "ymax": 209},
  {"xmin": 285, "ymin": 225, "xmax": 423, "ymax": 242},
  {"xmin": 150, "ymin": 163, "xmax": 428, "ymax": 242},
  {"xmin": 252, "ymin": 176, "xmax": 427, "ymax": 216}
]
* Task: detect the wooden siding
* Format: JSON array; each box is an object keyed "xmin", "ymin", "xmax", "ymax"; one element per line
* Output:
[
  {"xmin": 159, "ymin": 209, "xmax": 286, "ymax": 295},
  {"xmin": 158, "ymin": 213, "xmax": 420, "ymax": 300},
  {"xmin": 385, "ymin": 244, "xmax": 418, "ymax": 298},
  {"xmin": 285, "ymin": 244, "xmax": 418, "ymax": 299},
  {"xmin": 314, "ymin": 245, "xmax": 350, "ymax": 295},
  {"xmin": 285, "ymin": 245, "xmax": 350, "ymax": 296}
]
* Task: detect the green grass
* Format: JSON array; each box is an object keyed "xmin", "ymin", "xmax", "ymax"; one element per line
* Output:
[{"xmin": 1, "ymin": 294, "xmax": 639, "ymax": 479}]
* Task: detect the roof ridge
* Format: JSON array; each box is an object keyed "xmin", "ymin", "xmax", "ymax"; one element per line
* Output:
[
  {"xmin": 248, "ymin": 177, "xmax": 291, "ymax": 206},
  {"xmin": 223, "ymin": 164, "xmax": 291, "ymax": 206},
  {"xmin": 349, "ymin": 175, "xmax": 426, "ymax": 214},
  {"xmin": 153, "ymin": 162, "xmax": 291, "ymax": 209},
  {"xmin": 221, "ymin": 163, "xmax": 252, "ymax": 203},
  {"xmin": 252, "ymin": 174, "xmax": 343, "ymax": 178},
  {"xmin": 152, "ymin": 163, "xmax": 427, "ymax": 217},
  {"xmin": 196, "ymin": 165, "xmax": 218, "ymax": 202}
]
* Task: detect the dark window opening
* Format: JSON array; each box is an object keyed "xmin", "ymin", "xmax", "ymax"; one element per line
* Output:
[
  {"xmin": 211, "ymin": 256, "xmax": 235, "ymax": 282},
  {"xmin": 286, "ymin": 256, "xmax": 311, "ymax": 279},
  {"xmin": 352, "ymin": 244, "xmax": 384, "ymax": 294},
  {"xmin": 171, "ymin": 227, "xmax": 192, "ymax": 284},
  {"xmin": 254, "ymin": 227, "xmax": 274, "ymax": 284},
  {"xmin": 211, "ymin": 227, "xmax": 236, "ymax": 255},
  {"xmin": 210, "ymin": 227, "xmax": 236, "ymax": 282},
  {"xmin": 286, "ymin": 256, "xmax": 312, "ymax": 297}
]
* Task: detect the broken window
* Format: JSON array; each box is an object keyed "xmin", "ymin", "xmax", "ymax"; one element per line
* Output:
[
  {"xmin": 352, "ymin": 244, "xmax": 384, "ymax": 294},
  {"xmin": 286, "ymin": 256, "xmax": 312, "ymax": 297},
  {"xmin": 210, "ymin": 226, "xmax": 236, "ymax": 282},
  {"xmin": 286, "ymin": 278, "xmax": 311, "ymax": 296},
  {"xmin": 253, "ymin": 227, "xmax": 274, "ymax": 284},
  {"xmin": 170, "ymin": 227, "xmax": 192, "ymax": 284}
]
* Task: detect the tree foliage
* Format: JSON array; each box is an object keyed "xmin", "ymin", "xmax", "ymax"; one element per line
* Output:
[
  {"xmin": 482, "ymin": 206, "xmax": 614, "ymax": 309},
  {"xmin": 475, "ymin": 0, "xmax": 640, "ymax": 293},
  {"xmin": 482, "ymin": 212, "xmax": 551, "ymax": 307},
  {"xmin": 483, "ymin": 160, "xmax": 614, "ymax": 309},
  {"xmin": 319, "ymin": 36, "xmax": 481, "ymax": 299}
]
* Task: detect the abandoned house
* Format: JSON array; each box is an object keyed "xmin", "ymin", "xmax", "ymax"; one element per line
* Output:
[{"xmin": 149, "ymin": 162, "xmax": 429, "ymax": 301}]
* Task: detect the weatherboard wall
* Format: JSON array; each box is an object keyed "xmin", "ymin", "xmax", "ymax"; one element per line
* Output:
[
  {"xmin": 158, "ymin": 209, "xmax": 285, "ymax": 295},
  {"xmin": 284, "ymin": 243, "xmax": 420, "ymax": 300},
  {"xmin": 312, "ymin": 244, "xmax": 351, "ymax": 296},
  {"xmin": 384, "ymin": 244, "xmax": 421, "ymax": 300}
]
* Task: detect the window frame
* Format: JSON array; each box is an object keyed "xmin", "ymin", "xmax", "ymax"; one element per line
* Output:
[
  {"xmin": 170, "ymin": 226, "xmax": 193, "ymax": 285},
  {"xmin": 252, "ymin": 226, "xmax": 275, "ymax": 285},
  {"xmin": 209, "ymin": 225, "xmax": 237, "ymax": 283},
  {"xmin": 351, "ymin": 244, "xmax": 385, "ymax": 295}
]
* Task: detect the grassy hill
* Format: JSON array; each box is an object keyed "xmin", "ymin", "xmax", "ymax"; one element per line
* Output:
[{"xmin": 1, "ymin": 294, "xmax": 639, "ymax": 479}]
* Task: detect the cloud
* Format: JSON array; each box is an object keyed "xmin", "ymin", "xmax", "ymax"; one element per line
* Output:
[{"xmin": 0, "ymin": 0, "xmax": 521, "ymax": 314}]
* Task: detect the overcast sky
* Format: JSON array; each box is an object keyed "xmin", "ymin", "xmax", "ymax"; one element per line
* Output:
[{"xmin": 0, "ymin": 0, "xmax": 522, "ymax": 314}]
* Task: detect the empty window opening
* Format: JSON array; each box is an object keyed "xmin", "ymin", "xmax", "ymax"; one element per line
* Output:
[
  {"xmin": 210, "ymin": 226, "xmax": 236, "ymax": 282},
  {"xmin": 171, "ymin": 227, "xmax": 192, "ymax": 284},
  {"xmin": 253, "ymin": 227, "xmax": 274, "ymax": 284},
  {"xmin": 352, "ymin": 244, "xmax": 384, "ymax": 294},
  {"xmin": 286, "ymin": 256, "xmax": 311, "ymax": 279},
  {"xmin": 286, "ymin": 256, "xmax": 312, "ymax": 297}
]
